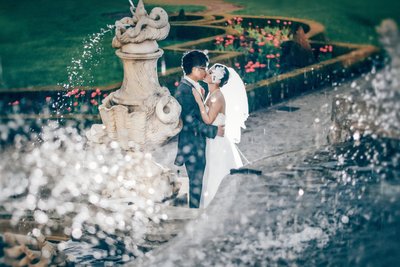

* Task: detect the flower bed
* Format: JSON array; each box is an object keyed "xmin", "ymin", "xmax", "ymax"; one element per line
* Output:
[{"xmin": 213, "ymin": 17, "xmax": 335, "ymax": 84}]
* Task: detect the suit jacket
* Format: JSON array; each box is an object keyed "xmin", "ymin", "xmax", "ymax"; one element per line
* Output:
[{"xmin": 174, "ymin": 78, "xmax": 218, "ymax": 166}]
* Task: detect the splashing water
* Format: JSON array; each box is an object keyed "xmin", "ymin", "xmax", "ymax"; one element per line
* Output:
[
  {"xmin": 0, "ymin": 119, "xmax": 174, "ymax": 263},
  {"xmin": 65, "ymin": 25, "xmax": 115, "ymax": 90},
  {"xmin": 53, "ymin": 25, "xmax": 115, "ymax": 116}
]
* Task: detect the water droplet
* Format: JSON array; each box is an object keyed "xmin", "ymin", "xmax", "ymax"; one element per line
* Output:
[
  {"xmin": 353, "ymin": 131, "xmax": 361, "ymax": 141},
  {"xmin": 298, "ymin": 188, "xmax": 304, "ymax": 196}
]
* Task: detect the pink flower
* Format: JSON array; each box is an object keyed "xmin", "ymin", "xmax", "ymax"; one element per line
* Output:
[
  {"xmin": 246, "ymin": 60, "xmax": 254, "ymax": 66},
  {"xmin": 227, "ymin": 19, "xmax": 232, "ymax": 25},
  {"xmin": 267, "ymin": 20, "xmax": 271, "ymax": 24},
  {"xmin": 90, "ymin": 99, "xmax": 98, "ymax": 106},
  {"xmin": 225, "ymin": 39, "xmax": 233, "ymax": 45},
  {"xmin": 71, "ymin": 88, "xmax": 79, "ymax": 95},
  {"xmin": 258, "ymin": 42, "xmax": 266, "ymax": 46},
  {"xmin": 249, "ymin": 48, "xmax": 255, "ymax": 53},
  {"xmin": 45, "ymin": 96, "xmax": 51, "ymax": 102},
  {"xmin": 288, "ymin": 21, "xmax": 292, "ymax": 25},
  {"xmin": 103, "ymin": 93, "xmax": 108, "ymax": 98},
  {"xmin": 67, "ymin": 107, "xmax": 72, "ymax": 112},
  {"xmin": 276, "ymin": 19, "xmax": 281, "ymax": 23},
  {"xmin": 12, "ymin": 100, "xmax": 20, "ymax": 106},
  {"xmin": 174, "ymin": 81, "xmax": 179, "ymax": 87},
  {"xmin": 234, "ymin": 63, "xmax": 241, "ymax": 67},
  {"xmin": 95, "ymin": 88, "xmax": 101, "ymax": 95},
  {"xmin": 276, "ymin": 64, "xmax": 280, "ymax": 68},
  {"xmin": 80, "ymin": 91, "xmax": 86, "ymax": 95},
  {"xmin": 283, "ymin": 21, "xmax": 287, "ymax": 25},
  {"xmin": 260, "ymin": 64, "xmax": 266, "ymax": 68},
  {"xmin": 73, "ymin": 102, "xmax": 78, "ymax": 107},
  {"xmin": 91, "ymin": 92, "xmax": 97, "ymax": 98}
]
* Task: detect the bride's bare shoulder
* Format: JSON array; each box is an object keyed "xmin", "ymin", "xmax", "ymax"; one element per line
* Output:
[
  {"xmin": 216, "ymin": 90, "xmax": 225, "ymax": 104},
  {"xmin": 208, "ymin": 90, "xmax": 224, "ymax": 106},
  {"xmin": 209, "ymin": 91, "xmax": 225, "ymax": 114},
  {"xmin": 214, "ymin": 90, "xmax": 225, "ymax": 101}
]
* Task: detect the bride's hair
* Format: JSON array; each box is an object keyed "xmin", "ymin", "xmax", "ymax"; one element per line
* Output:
[{"xmin": 210, "ymin": 63, "xmax": 230, "ymax": 87}]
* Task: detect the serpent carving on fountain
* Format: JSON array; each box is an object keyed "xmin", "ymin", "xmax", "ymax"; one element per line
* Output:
[{"xmin": 87, "ymin": 0, "xmax": 182, "ymax": 150}]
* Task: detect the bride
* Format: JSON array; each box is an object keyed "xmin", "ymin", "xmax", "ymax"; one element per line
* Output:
[{"xmin": 192, "ymin": 63, "xmax": 249, "ymax": 208}]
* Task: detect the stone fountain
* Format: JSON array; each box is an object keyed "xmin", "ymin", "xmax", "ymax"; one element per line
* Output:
[{"xmin": 87, "ymin": 0, "xmax": 182, "ymax": 151}]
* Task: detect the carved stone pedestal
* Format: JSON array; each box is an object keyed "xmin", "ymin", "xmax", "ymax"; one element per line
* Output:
[{"xmin": 86, "ymin": 0, "xmax": 181, "ymax": 151}]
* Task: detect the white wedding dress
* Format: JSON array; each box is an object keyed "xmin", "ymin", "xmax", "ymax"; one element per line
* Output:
[{"xmin": 200, "ymin": 110, "xmax": 243, "ymax": 209}]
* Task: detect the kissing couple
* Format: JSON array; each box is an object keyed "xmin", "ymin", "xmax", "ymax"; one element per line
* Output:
[{"xmin": 174, "ymin": 50, "xmax": 249, "ymax": 209}]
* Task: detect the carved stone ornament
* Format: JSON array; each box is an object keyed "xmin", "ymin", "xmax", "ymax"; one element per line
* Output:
[{"xmin": 86, "ymin": 0, "xmax": 182, "ymax": 151}]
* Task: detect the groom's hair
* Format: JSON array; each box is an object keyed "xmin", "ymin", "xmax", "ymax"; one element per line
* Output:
[{"xmin": 181, "ymin": 50, "xmax": 209, "ymax": 75}]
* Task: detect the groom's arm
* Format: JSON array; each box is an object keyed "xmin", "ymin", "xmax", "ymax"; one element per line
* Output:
[{"xmin": 175, "ymin": 86, "xmax": 218, "ymax": 139}]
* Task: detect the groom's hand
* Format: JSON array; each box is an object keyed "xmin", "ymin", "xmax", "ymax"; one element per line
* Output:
[{"xmin": 217, "ymin": 125, "xmax": 225, "ymax": 137}]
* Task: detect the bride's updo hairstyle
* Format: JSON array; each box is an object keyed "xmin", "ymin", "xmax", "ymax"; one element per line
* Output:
[{"xmin": 210, "ymin": 63, "xmax": 230, "ymax": 87}]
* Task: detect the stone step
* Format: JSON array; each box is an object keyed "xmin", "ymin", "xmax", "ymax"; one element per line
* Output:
[
  {"xmin": 157, "ymin": 205, "xmax": 200, "ymax": 221},
  {"xmin": 145, "ymin": 220, "xmax": 186, "ymax": 242},
  {"xmin": 143, "ymin": 205, "xmax": 201, "ymax": 243}
]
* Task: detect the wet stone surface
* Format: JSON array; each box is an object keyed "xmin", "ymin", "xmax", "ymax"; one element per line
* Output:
[{"xmin": 135, "ymin": 137, "xmax": 400, "ymax": 266}]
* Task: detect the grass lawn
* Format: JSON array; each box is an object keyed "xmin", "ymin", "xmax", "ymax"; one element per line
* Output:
[
  {"xmin": 229, "ymin": 0, "xmax": 400, "ymax": 44},
  {"xmin": 0, "ymin": 0, "xmax": 204, "ymax": 90}
]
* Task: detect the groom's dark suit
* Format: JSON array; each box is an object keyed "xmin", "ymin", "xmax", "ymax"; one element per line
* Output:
[{"xmin": 174, "ymin": 78, "xmax": 218, "ymax": 208}]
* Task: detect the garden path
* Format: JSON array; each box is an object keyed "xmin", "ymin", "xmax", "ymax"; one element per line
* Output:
[{"xmin": 146, "ymin": 0, "xmax": 243, "ymax": 14}]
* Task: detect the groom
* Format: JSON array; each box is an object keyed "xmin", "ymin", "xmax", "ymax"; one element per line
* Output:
[{"xmin": 174, "ymin": 50, "xmax": 224, "ymax": 208}]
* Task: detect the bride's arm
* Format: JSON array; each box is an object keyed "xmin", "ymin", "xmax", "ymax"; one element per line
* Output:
[{"xmin": 192, "ymin": 89, "xmax": 223, "ymax": 124}]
